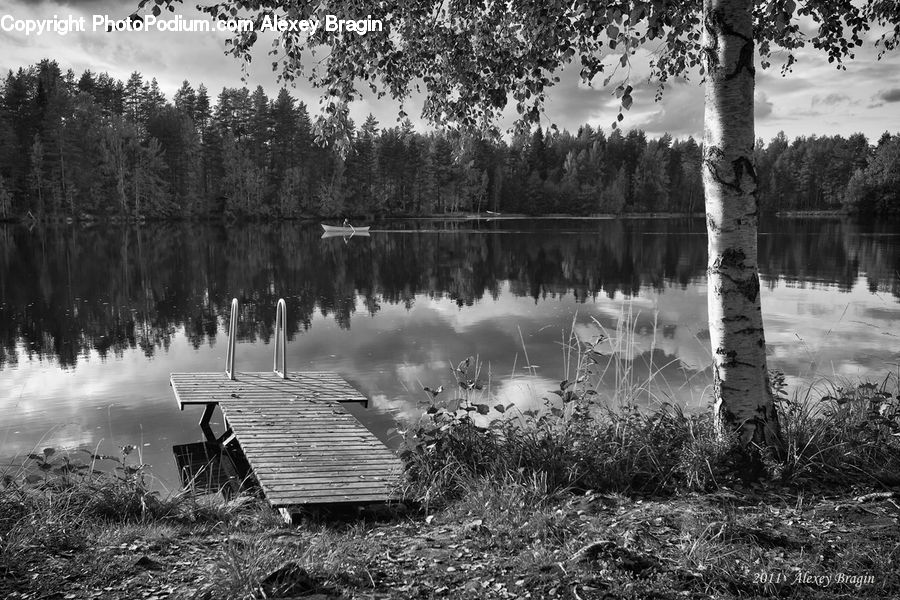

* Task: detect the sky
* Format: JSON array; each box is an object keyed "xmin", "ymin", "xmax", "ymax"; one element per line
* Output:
[{"xmin": 1, "ymin": 0, "xmax": 899, "ymax": 142}]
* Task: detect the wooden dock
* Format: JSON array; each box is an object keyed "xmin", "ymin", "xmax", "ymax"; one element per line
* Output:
[{"xmin": 170, "ymin": 371, "xmax": 402, "ymax": 509}]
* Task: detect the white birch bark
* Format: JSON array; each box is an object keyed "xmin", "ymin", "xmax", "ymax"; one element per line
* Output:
[{"xmin": 702, "ymin": 0, "xmax": 782, "ymax": 450}]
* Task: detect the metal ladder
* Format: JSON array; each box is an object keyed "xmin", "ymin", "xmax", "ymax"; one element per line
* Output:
[
  {"xmin": 224, "ymin": 297, "xmax": 288, "ymax": 380},
  {"xmin": 200, "ymin": 297, "xmax": 288, "ymax": 444}
]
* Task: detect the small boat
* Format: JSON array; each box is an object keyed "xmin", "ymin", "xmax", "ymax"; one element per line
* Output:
[
  {"xmin": 321, "ymin": 230, "xmax": 370, "ymax": 239},
  {"xmin": 321, "ymin": 224, "xmax": 371, "ymax": 233}
]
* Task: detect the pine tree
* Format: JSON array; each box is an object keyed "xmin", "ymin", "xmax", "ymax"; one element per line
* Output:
[
  {"xmin": 95, "ymin": 72, "xmax": 124, "ymax": 115},
  {"xmin": 143, "ymin": 78, "xmax": 166, "ymax": 121},
  {"xmin": 600, "ymin": 166, "xmax": 628, "ymax": 214},
  {"xmin": 194, "ymin": 84, "xmax": 211, "ymax": 131},
  {"xmin": 248, "ymin": 85, "xmax": 271, "ymax": 172},
  {"xmin": 526, "ymin": 127, "xmax": 548, "ymax": 180},
  {"xmin": 29, "ymin": 134, "xmax": 46, "ymax": 217},
  {"xmin": 348, "ymin": 113, "xmax": 378, "ymax": 212},
  {"xmin": 33, "ymin": 60, "xmax": 72, "ymax": 215},
  {"xmin": 632, "ymin": 140, "xmax": 670, "ymax": 211},
  {"xmin": 100, "ymin": 116, "xmax": 128, "ymax": 214},
  {"xmin": 147, "ymin": 105, "xmax": 201, "ymax": 212},
  {"xmin": 123, "ymin": 72, "xmax": 144, "ymax": 124},
  {"xmin": 128, "ymin": 135, "xmax": 169, "ymax": 217},
  {"xmin": 174, "ymin": 80, "xmax": 197, "ymax": 120},
  {"xmin": 64, "ymin": 93, "xmax": 108, "ymax": 214},
  {"xmin": 269, "ymin": 88, "xmax": 297, "ymax": 173},
  {"xmin": 77, "ymin": 70, "xmax": 96, "ymax": 96}
]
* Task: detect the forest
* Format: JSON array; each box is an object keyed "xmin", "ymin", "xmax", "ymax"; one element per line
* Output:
[{"xmin": 0, "ymin": 59, "xmax": 898, "ymax": 221}]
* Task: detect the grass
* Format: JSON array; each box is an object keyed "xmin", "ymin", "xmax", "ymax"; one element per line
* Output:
[
  {"xmin": 1, "ymin": 320, "xmax": 899, "ymax": 598},
  {"xmin": 401, "ymin": 366, "xmax": 900, "ymax": 501},
  {"xmin": 773, "ymin": 373, "xmax": 900, "ymax": 487},
  {"xmin": 400, "ymin": 313, "xmax": 900, "ymax": 508}
]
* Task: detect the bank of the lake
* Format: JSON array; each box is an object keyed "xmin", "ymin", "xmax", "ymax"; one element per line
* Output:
[
  {"xmin": 0, "ymin": 211, "xmax": 710, "ymax": 225},
  {"xmin": 2, "ymin": 210, "xmax": 871, "ymax": 225},
  {"xmin": 2, "ymin": 485, "xmax": 898, "ymax": 600},
  {"xmin": 3, "ymin": 376, "xmax": 899, "ymax": 600}
]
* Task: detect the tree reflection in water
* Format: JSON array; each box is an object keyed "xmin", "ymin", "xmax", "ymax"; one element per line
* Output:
[{"xmin": 0, "ymin": 217, "xmax": 897, "ymax": 372}]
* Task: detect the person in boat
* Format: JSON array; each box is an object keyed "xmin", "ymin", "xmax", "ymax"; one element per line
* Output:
[{"xmin": 342, "ymin": 218, "xmax": 350, "ymax": 228}]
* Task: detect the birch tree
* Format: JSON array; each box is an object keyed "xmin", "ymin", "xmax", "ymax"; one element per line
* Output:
[{"xmin": 139, "ymin": 0, "xmax": 897, "ymax": 451}]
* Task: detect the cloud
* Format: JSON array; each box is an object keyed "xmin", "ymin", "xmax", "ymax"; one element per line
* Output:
[
  {"xmin": 634, "ymin": 80, "xmax": 704, "ymax": 138},
  {"xmin": 633, "ymin": 84, "xmax": 773, "ymax": 137},
  {"xmin": 875, "ymin": 88, "xmax": 900, "ymax": 102},
  {"xmin": 755, "ymin": 90, "xmax": 774, "ymax": 119},
  {"xmin": 538, "ymin": 64, "xmax": 621, "ymax": 133},
  {"xmin": 3, "ymin": 0, "xmax": 900, "ymax": 141},
  {"xmin": 756, "ymin": 70, "xmax": 814, "ymax": 96},
  {"xmin": 811, "ymin": 93, "xmax": 850, "ymax": 106},
  {"xmin": 16, "ymin": 0, "xmax": 114, "ymax": 6}
]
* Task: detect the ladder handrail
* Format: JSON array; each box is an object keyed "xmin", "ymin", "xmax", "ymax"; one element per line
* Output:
[
  {"xmin": 225, "ymin": 298, "xmax": 238, "ymax": 380},
  {"xmin": 274, "ymin": 298, "xmax": 287, "ymax": 379}
]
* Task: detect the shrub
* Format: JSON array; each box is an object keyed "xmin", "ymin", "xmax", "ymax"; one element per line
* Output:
[
  {"xmin": 398, "ymin": 339, "xmax": 742, "ymax": 508},
  {"xmin": 399, "ymin": 340, "xmax": 900, "ymax": 507},
  {"xmin": 774, "ymin": 372, "xmax": 900, "ymax": 486}
]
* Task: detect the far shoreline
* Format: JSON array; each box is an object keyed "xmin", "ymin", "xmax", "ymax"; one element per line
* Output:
[{"xmin": 0, "ymin": 209, "xmax": 869, "ymax": 226}]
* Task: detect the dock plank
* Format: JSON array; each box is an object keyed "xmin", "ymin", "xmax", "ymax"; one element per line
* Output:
[{"xmin": 170, "ymin": 371, "xmax": 402, "ymax": 508}]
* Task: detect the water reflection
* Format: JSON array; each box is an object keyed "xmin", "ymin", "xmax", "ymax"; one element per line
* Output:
[{"xmin": 1, "ymin": 218, "xmax": 898, "ymax": 486}]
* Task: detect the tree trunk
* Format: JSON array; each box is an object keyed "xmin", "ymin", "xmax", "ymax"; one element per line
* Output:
[{"xmin": 702, "ymin": 0, "xmax": 782, "ymax": 451}]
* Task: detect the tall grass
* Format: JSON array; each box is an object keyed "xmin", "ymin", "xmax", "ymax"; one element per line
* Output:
[
  {"xmin": 0, "ymin": 443, "xmax": 261, "ymax": 581},
  {"xmin": 0, "ymin": 444, "xmax": 243, "ymax": 524},
  {"xmin": 774, "ymin": 371, "xmax": 900, "ymax": 486},
  {"xmin": 399, "ymin": 311, "xmax": 900, "ymax": 508},
  {"xmin": 401, "ymin": 311, "xmax": 728, "ymax": 507}
]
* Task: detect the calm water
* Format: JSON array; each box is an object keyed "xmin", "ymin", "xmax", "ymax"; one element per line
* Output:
[{"xmin": 2, "ymin": 218, "xmax": 899, "ymax": 487}]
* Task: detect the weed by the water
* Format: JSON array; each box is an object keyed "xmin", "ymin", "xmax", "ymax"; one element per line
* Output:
[
  {"xmin": 773, "ymin": 371, "xmax": 900, "ymax": 486},
  {"xmin": 0, "ymin": 443, "xmax": 264, "ymax": 589},
  {"xmin": 400, "ymin": 350, "xmax": 733, "ymax": 508},
  {"xmin": 400, "ymin": 331, "xmax": 900, "ymax": 507}
]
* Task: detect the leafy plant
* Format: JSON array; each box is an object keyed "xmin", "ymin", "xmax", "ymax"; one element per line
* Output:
[
  {"xmin": 399, "ymin": 343, "xmax": 741, "ymax": 509},
  {"xmin": 399, "ymin": 334, "xmax": 900, "ymax": 509},
  {"xmin": 773, "ymin": 372, "xmax": 900, "ymax": 486}
]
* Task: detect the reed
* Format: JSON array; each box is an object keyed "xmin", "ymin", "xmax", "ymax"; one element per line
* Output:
[{"xmin": 399, "ymin": 312, "xmax": 900, "ymax": 508}]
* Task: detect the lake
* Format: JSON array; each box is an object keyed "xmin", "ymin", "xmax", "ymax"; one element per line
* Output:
[{"xmin": 1, "ymin": 217, "xmax": 899, "ymax": 488}]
